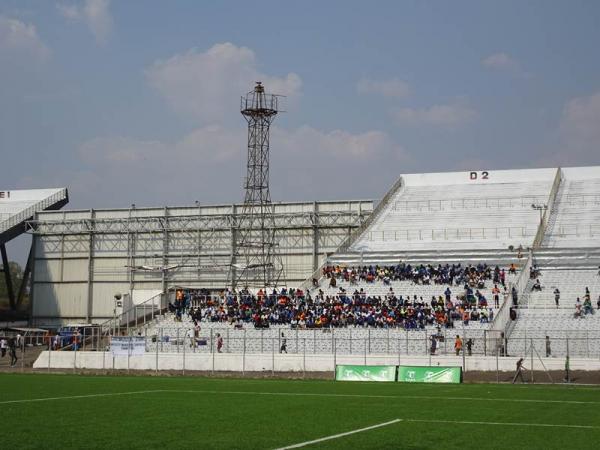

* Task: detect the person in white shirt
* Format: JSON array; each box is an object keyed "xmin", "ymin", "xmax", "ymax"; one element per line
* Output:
[{"xmin": 0, "ymin": 338, "xmax": 7, "ymax": 358}]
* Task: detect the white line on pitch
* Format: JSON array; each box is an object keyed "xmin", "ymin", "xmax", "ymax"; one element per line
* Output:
[
  {"xmin": 403, "ymin": 418, "xmax": 599, "ymax": 429},
  {"xmin": 274, "ymin": 419, "xmax": 402, "ymax": 449},
  {"xmin": 163, "ymin": 389, "xmax": 600, "ymax": 405},
  {"xmin": 0, "ymin": 390, "xmax": 167, "ymax": 405}
]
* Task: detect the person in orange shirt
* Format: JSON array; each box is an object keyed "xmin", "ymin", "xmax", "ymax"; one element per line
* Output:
[{"xmin": 454, "ymin": 335, "xmax": 463, "ymax": 356}]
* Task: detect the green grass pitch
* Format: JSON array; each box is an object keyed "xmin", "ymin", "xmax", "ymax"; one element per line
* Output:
[{"xmin": 1, "ymin": 373, "xmax": 599, "ymax": 449}]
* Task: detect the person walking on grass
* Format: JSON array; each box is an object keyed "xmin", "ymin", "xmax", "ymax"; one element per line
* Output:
[
  {"xmin": 8, "ymin": 338, "xmax": 18, "ymax": 367},
  {"xmin": 512, "ymin": 358, "xmax": 526, "ymax": 384}
]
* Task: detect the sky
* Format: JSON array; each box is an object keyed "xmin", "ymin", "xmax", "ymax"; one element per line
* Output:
[{"xmin": 2, "ymin": 0, "xmax": 600, "ymax": 261}]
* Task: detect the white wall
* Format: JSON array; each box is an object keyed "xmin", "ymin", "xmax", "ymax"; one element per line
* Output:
[{"xmin": 33, "ymin": 351, "xmax": 600, "ymax": 372}]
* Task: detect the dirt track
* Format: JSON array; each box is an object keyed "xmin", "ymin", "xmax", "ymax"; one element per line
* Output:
[{"xmin": 1, "ymin": 367, "xmax": 599, "ymax": 385}]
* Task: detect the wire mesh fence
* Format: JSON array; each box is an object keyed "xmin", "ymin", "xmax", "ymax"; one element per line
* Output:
[{"xmin": 26, "ymin": 326, "xmax": 600, "ymax": 359}]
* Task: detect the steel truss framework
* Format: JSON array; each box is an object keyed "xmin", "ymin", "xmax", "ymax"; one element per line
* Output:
[
  {"xmin": 233, "ymin": 82, "xmax": 282, "ymax": 288},
  {"xmin": 27, "ymin": 201, "xmax": 372, "ymax": 323}
]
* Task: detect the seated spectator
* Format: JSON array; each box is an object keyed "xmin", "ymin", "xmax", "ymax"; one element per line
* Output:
[
  {"xmin": 584, "ymin": 297, "xmax": 594, "ymax": 315},
  {"xmin": 531, "ymin": 279, "xmax": 542, "ymax": 291},
  {"xmin": 574, "ymin": 298, "xmax": 582, "ymax": 319}
]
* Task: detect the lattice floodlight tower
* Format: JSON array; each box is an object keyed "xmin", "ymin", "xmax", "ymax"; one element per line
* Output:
[{"xmin": 231, "ymin": 82, "xmax": 283, "ymax": 289}]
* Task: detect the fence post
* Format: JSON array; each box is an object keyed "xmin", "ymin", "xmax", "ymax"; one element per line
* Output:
[
  {"xmin": 484, "ymin": 330, "xmax": 487, "ymax": 356},
  {"xmin": 333, "ymin": 336, "xmax": 336, "ymax": 372},
  {"xmin": 272, "ymin": 337, "xmax": 275, "ymax": 375},
  {"xmin": 462, "ymin": 338, "xmax": 466, "ymax": 372},
  {"xmin": 387, "ymin": 328, "xmax": 390, "ymax": 354},
  {"xmin": 368, "ymin": 329, "xmax": 371, "ymax": 354},
  {"xmin": 397, "ymin": 335, "xmax": 401, "ymax": 366},
  {"xmin": 242, "ymin": 330, "xmax": 246, "ymax": 375},
  {"xmin": 332, "ymin": 329, "xmax": 335, "ymax": 354},
  {"xmin": 155, "ymin": 329, "xmax": 159, "ymax": 373},
  {"xmin": 530, "ymin": 338, "xmax": 534, "ymax": 383},
  {"xmin": 496, "ymin": 347, "xmax": 499, "ymax": 383},
  {"xmin": 364, "ymin": 338, "xmax": 367, "ymax": 365},
  {"xmin": 48, "ymin": 339, "xmax": 51, "ymax": 372},
  {"xmin": 212, "ymin": 337, "xmax": 215, "ymax": 374},
  {"xmin": 587, "ymin": 331, "xmax": 590, "ymax": 358},
  {"xmin": 182, "ymin": 334, "xmax": 186, "ymax": 376},
  {"xmin": 127, "ymin": 336, "xmax": 131, "ymax": 374},
  {"xmin": 303, "ymin": 338, "xmax": 306, "ymax": 378}
]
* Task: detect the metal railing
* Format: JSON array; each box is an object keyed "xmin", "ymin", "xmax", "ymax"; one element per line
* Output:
[
  {"xmin": 364, "ymin": 226, "xmax": 537, "ymax": 242},
  {"xmin": 551, "ymin": 224, "xmax": 600, "ymax": 238},
  {"xmin": 533, "ymin": 168, "xmax": 562, "ymax": 249},
  {"xmin": 1, "ymin": 188, "xmax": 68, "ymax": 233},
  {"xmin": 393, "ymin": 195, "xmax": 548, "ymax": 212},
  {"xmin": 99, "ymin": 291, "xmax": 167, "ymax": 335}
]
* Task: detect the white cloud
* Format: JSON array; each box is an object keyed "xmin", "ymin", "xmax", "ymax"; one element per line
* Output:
[
  {"xmin": 557, "ymin": 90, "xmax": 600, "ymax": 163},
  {"xmin": 273, "ymin": 126, "xmax": 405, "ymax": 160},
  {"xmin": 66, "ymin": 123, "xmax": 407, "ymax": 206},
  {"xmin": 482, "ymin": 52, "xmax": 530, "ymax": 77},
  {"xmin": 0, "ymin": 15, "xmax": 50, "ymax": 61},
  {"xmin": 391, "ymin": 101, "xmax": 477, "ymax": 128},
  {"xmin": 356, "ymin": 78, "xmax": 410, "ymax": 98},
  {"xmin": 145, "ymin": 42, "xmax": 302, "ymax": 123},
  {"xmin": 58, "ymin": 0, "xmax": 113, "ymax": 44}
]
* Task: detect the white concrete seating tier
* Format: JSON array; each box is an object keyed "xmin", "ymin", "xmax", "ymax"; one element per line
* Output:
[
  {"xmin": 509, "ymin": 309, "xmax": 600, "ymax": 357},
  {"xmin": 525, "ymin": 269, "xmax": 600, "ymax": 308},
  {"xmin": 319, "ymin": 279, "xmax": 501, "ymax": 303},
  {"xmin": 142, "ymin": 319, "xmax": 490, "ymax": 356},
  {"xmin": 544, "ymin": 167, "xmax": 600, "ymax": 248},
  {"xmin": 351, "ymin": 168, "xmax": 555, "ymax": 252}
]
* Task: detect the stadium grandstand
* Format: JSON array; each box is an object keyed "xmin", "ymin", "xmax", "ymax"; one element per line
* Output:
[
  {"xmin": 0, "ymin": 188, "xmax": 68, "ymax": 312},
  {"xmin": 20, "ymin": 165, "xmax": 600, "ymax": 373}
]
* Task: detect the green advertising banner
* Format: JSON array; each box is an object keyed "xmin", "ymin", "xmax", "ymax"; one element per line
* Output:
[
  {"xmin": 397, "ymin": 366, "xmax": 462, "ymax": 384},
  {"xmin": 335, "ymin": 365, "xmax": 397, "ymax": 382}
]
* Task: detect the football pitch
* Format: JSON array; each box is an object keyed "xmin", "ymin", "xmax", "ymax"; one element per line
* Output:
[{"xmin": 1, "ymin": 373, "xmax": 599, "ymax": 449}]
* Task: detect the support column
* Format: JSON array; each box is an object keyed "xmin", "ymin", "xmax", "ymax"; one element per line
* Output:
[
  {"xmin": 312, "ymin": 202, "xmax": 319, "ymax": 273},
  {"xmin": 0, "ymin": 243, "xmax": 16, "ymax": 310},
  {"xmin": 230, "ymin": 204, "xmax": 237, "ymax": 289},
  {"xmin": 86, "ymin": 210, "xmax": 96, "ymax": 322},
  {"xmin": 162, "ymin": 207, "xmax": 169, "ymax": 294},
  {"xmin": 16, "ymin": 243, "xmax": 34, "ymax": 308}
]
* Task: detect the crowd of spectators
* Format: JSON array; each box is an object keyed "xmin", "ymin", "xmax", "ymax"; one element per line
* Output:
[{"xmin": 168, "ymin": 263, "xmax": 510, "ymax": 331}]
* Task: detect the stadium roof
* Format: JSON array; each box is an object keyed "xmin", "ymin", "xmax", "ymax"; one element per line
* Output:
[{"xmin": 0, "ymin": 188, "xmax": 69, "ymax": 244}]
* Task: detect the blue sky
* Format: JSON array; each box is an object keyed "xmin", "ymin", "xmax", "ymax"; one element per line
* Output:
[{"xmin": 1, "ymin": 0, "xmax": 600, "ymax": 214}]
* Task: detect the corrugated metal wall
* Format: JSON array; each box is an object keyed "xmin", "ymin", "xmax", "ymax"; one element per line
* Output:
[{"xmin": 30, "ymin": 200, "xmax": 372, "ymax": 325}]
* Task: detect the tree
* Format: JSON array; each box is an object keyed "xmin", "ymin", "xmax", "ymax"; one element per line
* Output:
[{"xmin": 0, "ymin": 261, "xmax": 25, "ymax": 310}]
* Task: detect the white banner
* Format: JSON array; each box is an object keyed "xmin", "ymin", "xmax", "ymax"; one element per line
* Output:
[{"xmin": 110, "ymin": 336, "xmax": 146, "ymax": 356}]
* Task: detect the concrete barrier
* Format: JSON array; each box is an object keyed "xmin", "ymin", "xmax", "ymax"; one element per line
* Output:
[{"xmin": 33, "ymin": 351, "xmax": 600, "ymax": 373}]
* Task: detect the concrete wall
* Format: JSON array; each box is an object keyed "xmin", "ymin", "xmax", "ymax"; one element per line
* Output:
[{"xmin": 33, "ymin": 350, "xmax": 600, "ymax": 373}]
